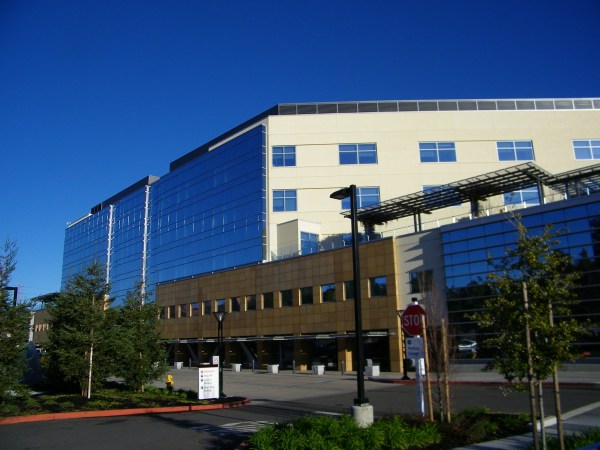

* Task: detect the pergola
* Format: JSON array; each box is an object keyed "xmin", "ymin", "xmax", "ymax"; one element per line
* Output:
[{"xmin": 349, "ymin": 162, "xmax": 600, "ymax": 231}]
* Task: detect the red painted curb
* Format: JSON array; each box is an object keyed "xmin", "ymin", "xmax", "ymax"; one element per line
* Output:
[{"xmin": 0, "ymin": 398, "xmax": 251, "ymax": 425}]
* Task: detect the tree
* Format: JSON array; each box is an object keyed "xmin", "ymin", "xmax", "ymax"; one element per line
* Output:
[
  {"xmin": 112, "ymin": 283, "xmax": 167, "ymax": 392},
  {"xmin": 45, "ymin": 262, "xmax": 116, "ymax": 398},
  {"xmin": 471, "ymin": 217, "xmax": 587, "ymax": 450},
  {"xmin": 420, "ymin": 277, "xmax": 453, "ymax": 424},
  {"xmin": 0, "ymin": 239, "xmax": 33, "ymax": 401}
]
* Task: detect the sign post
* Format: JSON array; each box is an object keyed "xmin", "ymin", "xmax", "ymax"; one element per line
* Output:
[{"xmin": 401, "ymin": 301, "xmax": 427, "ymax": 417}]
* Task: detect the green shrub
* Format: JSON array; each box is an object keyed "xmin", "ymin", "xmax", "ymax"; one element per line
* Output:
[
  {"xmin": 248, "ymin": 414, "xmax": 441, "ymax": 450},
  {"xmin": 544, "ymin": 428, "xmax": 600, "ymax": 450},
  {"xmin": 0, "ymin": 404, "xmax": 21, "ymax": 416}
]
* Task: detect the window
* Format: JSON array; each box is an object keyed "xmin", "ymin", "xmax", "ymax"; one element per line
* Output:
[
  {"xmin": 203, "ymin": 300, "xmax": 211, "ymax": 315},
  {"xmin": 281, "ymin": 289, "xmax": 293, "ymax": 307},
  {"xmin": 216, "ymin": 299, "xmax": 226, "ymax": 312},
  {"xmin": 263, "ymin": 292, "xmax": 274, "ymax": 309},
  {"xmin": 168, "ymin": 305, "xmax": 176, "ymax": 319},
  {"xmin": 179, "ymin": 304, "xmax": 188, "ymax": 318},
  {"xmin": 409, "ymin": 270, "xmax": 433, "ymax": 294},
  {"xmin": 339, "ymin": 143, "xmax": 377, "ymax": 165},
  {"xmin": 272, "ymin": 146, "xmax": 296, "ymax": 166},
  {"xmin": 573, "ymin": 140, "xmax": 600, "ymax": 160},
  {"xmin": 231, "ymin": 297, "xmax": 241, "ymax": 312},
  {"xmin": 504, "ymin": 186, "xmax": 540, "ymax": 206},
  {"xmin": 341, "ymin": 187, "xmax": 380, "ymax": 209},
  {"xmin": 300, "ymin": 287, "xmax": 313, "ymax": 305},
  {"xmin": 191, "ymin": 302, "xmax": 199, "ymax": 317},
  {"xmin": 419, "ymin": 142, "xmax": 456, "ymax": 163},
  {"xmin": 301, "ymin": 232, "xmax": 319, "ymax": 254},
  {"xmin": 497, "ymin": 141, "xmax": 534, "ymax": 161},
  {"xmin": 160, "ymin": 307, "xmax": 165, "ymax": 319},
  {"xmin": 344, "ymin": 280, "xmax": 354, "ymax": 300},
  {"xmin": 273, "ymin": 190, "xmax": 297, "ymax": 212},
  {"xmin": 369, "ymin": 276, "xmax": 387, "ymax": 297},
  {"xmin": 246, "ymin": 295, "xmax": 256, "ymax": 311},
  {"xmin": 321, "ymin": 283, "xmax": 336, "ymax": 302}
]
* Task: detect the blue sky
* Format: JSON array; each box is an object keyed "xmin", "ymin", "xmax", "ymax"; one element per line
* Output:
[{"xmin": 1, "ymin": 0, "xmax": 599, "ymax": 300}]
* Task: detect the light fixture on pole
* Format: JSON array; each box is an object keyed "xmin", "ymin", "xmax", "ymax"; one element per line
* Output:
[
  {"xmin": 330, "ymin": 184, "xmax": 373, "ymax": 426},
  {"xmin": 213, "ymin": 311, "xmax": 228, "ymax": 398}
]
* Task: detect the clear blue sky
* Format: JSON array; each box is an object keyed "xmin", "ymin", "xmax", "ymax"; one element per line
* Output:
[{"xmin": 1, "ymin": 0, "xmax": 599, "ymax": 300}]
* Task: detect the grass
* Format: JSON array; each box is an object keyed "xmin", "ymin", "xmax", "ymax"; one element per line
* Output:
[{"xmin": 0, "ymin": 382, "xmax": 241, "ymax": 417}]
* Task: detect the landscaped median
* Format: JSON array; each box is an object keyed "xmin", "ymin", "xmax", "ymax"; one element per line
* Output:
[{"xmin": 0, "ymin": 397, "xmax": 251, "ymax": 425}]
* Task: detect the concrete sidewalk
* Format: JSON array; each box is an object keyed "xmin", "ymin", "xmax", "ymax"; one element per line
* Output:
[{"xmin": 157, "ymin": 362, "xmax": 600, "ymax": 393}]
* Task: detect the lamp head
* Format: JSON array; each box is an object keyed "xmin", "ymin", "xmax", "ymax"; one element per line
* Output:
[
  {"xmin": 213, "ymin": 311, "xmax": 228, "ymax": 322},
  {"xmin": 330, "ymin": 187, "xmax": 351, "ymax": 200}
]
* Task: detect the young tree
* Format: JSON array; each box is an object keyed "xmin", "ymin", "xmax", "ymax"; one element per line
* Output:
[
  {"xmin": 112, "ymin": 283, "xmax": 167, "ymax": 392},
  {"xmin": 419, "ymin": 271, "xmax": 453, "ymax": 423},
  {"xmin": 471, "ymin": 218, "xmax": 587, "ymax": 449},
  {"xmin": 0, "ymin": 239, "xmax": 33, "ymax": 400},
  {"xmin": 45, "ymin": 262, "xmax": 116, "ymax": 398}
]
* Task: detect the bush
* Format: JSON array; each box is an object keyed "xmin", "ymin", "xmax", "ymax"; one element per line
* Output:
[
  {"xmin": 544, "ymin": 428, "xmax": 600, "ymax": 450},
  {"xmin": 249, "ymin": 414, "xmax": 442, "ymax": 450}
]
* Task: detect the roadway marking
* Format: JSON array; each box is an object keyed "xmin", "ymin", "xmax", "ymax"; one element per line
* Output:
[
  {"xmin": 190, "ymin": 411, "xmax": 342, "ymax": 435},
  {"xmin": 191, "ymin": 421, "xmax": 272, "ymax": 435}
]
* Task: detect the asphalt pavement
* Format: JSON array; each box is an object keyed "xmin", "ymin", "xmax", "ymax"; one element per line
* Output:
[
  {"xmin": 2, "ymin": 362, "xmax": 599, "ymax": 450},
  {"xmin": 154, "ymin": 362, "xmax": 600, "ymax": 450}
]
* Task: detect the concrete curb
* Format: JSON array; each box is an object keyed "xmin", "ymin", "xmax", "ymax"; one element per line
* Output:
[
  {"xmin": 369, "ymin": 377, "xmax": 600, "ymax": 389},
  {"xmin": 0, "ymin": 397, "xmax": 251, "ymax": 425}
]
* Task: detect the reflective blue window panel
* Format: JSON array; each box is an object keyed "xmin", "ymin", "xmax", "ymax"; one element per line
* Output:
[
  {"xmin": 109, "ymin": 187, "xmax": 148, "ymax": 304},
  {"xmin": 62, "ymin": 209, "xmax": 111, "ymax": 289},
  {"xmin": 441, "ymin": 195, "xmax": 600, "ymax": 346},
  {"xmin": 148, "ymin": 125, "xmax": 266, "ymax": 285}
]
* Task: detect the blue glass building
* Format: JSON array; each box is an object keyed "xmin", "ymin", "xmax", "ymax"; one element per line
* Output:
[
  {"xmin": 442, "ymin": 194, "xmax": 600, "ymax": 351},
  {"xmin": 62, "ymin": 126, "xmax": 266, "ymax": 304}
]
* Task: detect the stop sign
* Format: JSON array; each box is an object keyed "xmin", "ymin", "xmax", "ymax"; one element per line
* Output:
[{"xmin": 401, "ymin": 304, "xmax": 426, "ymax": 336}]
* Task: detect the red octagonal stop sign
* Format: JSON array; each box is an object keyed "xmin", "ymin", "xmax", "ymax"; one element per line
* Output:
[{"xmin": 401, "ymin": 304, "xmax": 426, "ymax": 336}]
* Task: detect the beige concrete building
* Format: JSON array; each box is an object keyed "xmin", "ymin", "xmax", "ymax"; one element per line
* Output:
[{"xmin": 54, "ymin": 98, "xmax": 600, "ymax": 371}]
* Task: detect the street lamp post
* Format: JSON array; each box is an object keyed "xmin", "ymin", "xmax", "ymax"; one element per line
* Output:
[
  {"xmin": 330, "ymin": 184, "xmax": 373, "ymax": 426},
  {"xmin": 213, "ymin": 311, "xmax": 228, "ymax": 398}
]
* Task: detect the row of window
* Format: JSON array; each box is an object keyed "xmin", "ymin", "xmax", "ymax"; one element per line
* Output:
[
  {"xmin": 162, "ymin": 276, "xmax": 388, "ymax": 319},
  {"xmin": 272, "ymin": 140, "xmax": 600, "ymax": 167},
  {"xmin": 275, "ymin": 184, "xmax": 538, "ymax": 213},
  {"xmin": 273, "ymin": 187, "xmax": 381, "ymax": 212}
]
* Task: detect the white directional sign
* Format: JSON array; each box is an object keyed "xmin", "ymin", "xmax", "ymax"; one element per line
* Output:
[
  {"xmin": 198, "ymin": 366, "xmax": 219, "ymax": 399},
  {"xmin": 405, "ymin": 337, "xmax": 424, "ymax": 359}
]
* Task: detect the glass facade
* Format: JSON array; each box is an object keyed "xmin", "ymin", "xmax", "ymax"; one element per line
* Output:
[
  {"xmin": 148, "ymin": 125, "xmax": 266, "ymax": 285},
  {"xmin": 62, "ymin": 126, "xmax": 266, "ymax": 303},
  {"xmin": 62, "ymin": 209, "xmax": 111, "ymax": 288},
  {"xmin": 442, "ymin": 196, "xmax": 600, "ymax": 353},
  {"xmin": 109, "ymin": 187, "xmax": 150, "ymax": 301}
]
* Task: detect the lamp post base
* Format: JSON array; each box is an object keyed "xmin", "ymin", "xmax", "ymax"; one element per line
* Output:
[{"xmin": 352, "ymin": 403, "xmax": 374, "ymax": 427}]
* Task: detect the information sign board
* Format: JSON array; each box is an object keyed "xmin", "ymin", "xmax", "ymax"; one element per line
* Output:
[
  {"xmin": 405, "ymin": 337, "xmax": 425, "ymax": 359},
  {"xmin": 198, "ymin": 366, "xmax": 219, "ymax": 400}
]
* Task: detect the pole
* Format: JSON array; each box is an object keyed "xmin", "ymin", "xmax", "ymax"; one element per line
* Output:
[
  {"xmin": 421, "ymin": 314, "xmax": 434, "ymax": 422},
  {"xmin": 350, "ymin": 185, "xmax": 368, "ymax": 406},
  {"xmin": 524, "ymin": 282, "xmax": 540, "ymax": 450},
  {"xmin": 549, "ymin": 302, "xmax": 565, "ymax": 450},
  {"xmin": 219, "ymin": 320, "xmax": 226, "ymax": 398},
  {"xmin": 213, "ymin": 311, "xmax": 227, "ymax": 398},
  {"xmin": 441, "ymin": 318, "xmax": 451, "ymax": 423}
]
